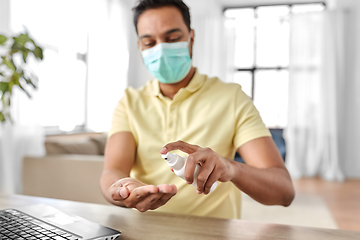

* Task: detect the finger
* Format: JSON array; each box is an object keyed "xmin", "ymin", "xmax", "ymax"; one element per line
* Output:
[
  {"xmin": 123, "ymin": 185, "xmax": 158, "ymax": 208},
  {"xmin": 149, "ymin": 185, "xmax": 177, "ymax": 210},
  {"xmin": 161, "ymin": 140, "xmax": 201, "ymax": 154},
  {"xmin": 186, "ymin": 148, "xmax": 217, "ymax": 193},
  {"xmin": 203, "ymin": 167, "xmax": 221, "ymax": 195},
  {"xmin": 135, "ymin": 193, "xmax": 163, "ymax": 212},
  {"xmin": 196, "ymin": 160, "xmax": 216, "ymax": 194},
  {"xmin": 111, "ymin": 180, "xmax": 123, "ymax": 188},
  {"xmin": 184, "ymin": 154, "xmax": 198, "ymax": 184},
  {"xmin": 109, "ymin": 181, "xmax": 122, "ymax": 201},
  {"xmin": 110, "ymin": 186, "xmax": 129, "ymax": 201},
  {"xmin": 121, "ymin": 180, "xmax": 143, "ymax": 192},
  {"xmin": 120, "ymin": 187, "xmax": 130, "ymax": 198},
  {"xmin": 135, "ymin": 184, "xmax": 177, "ymax": 212},
  {"xmin": 158, "ymin": 184, "xmax": 177, "ymax": 194}
]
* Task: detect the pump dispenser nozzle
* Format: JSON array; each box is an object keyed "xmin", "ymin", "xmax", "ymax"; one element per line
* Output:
[
  {"xmin": 162, "ymin": 153, "xmax": 185, "ymax": 171},
  {"xmin": 161, "ymin": 152, "xmax": 217, "ymax": 193}
]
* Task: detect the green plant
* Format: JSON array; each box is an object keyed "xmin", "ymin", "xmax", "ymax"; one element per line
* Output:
[{"xmin": 0, "ymin": 31, "xmax": 43, "ymax": 123}]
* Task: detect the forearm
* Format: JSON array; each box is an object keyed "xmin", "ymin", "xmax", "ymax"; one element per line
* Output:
[
  {"xmin": 100, "ymin": 168, "xmax": 130, "ymax": 207},
  {"xmin": 231, "ymin": 161, "xmax": 295, "ymax": 206}
]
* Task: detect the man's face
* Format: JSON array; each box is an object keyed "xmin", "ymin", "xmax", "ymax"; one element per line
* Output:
[{"xmin": 137, "ymin": 6, "xmax": 194, "ymax": 57}]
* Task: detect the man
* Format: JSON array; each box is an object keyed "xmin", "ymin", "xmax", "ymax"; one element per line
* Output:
[{"xmin": 100, "ymin": 0, "xmax": 294, "ymax": 219}]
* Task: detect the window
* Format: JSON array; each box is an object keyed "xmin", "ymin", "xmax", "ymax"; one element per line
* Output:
[
  {"xmin": 11, "ymin": 0, "xmax": 89, "ymax": 132},
  {"xmin": 224, "ymin": 3, "xmax": 325, "ymax": 128},
  {"xmin": 10, "ymin": 0, "xmax": 129, "ymax": 134}
]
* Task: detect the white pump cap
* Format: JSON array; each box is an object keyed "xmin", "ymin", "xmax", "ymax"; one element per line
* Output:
[{"xmin": 162, "ymin": 153, "xmax": 186, "ymax": 171}]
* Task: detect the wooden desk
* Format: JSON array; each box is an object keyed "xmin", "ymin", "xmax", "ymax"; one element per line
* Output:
[{"xmin": 1, "ymin": 194, "xmax": 359, "ymax": 240}]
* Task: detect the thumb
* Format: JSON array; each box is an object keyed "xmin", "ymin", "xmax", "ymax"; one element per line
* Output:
[{"xmin": 119, "ymin": 187, "xmax": 130, "ymax": 199}]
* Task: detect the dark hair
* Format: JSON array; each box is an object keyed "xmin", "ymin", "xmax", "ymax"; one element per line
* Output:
[{"xmin": 133, "ymin": 0, "xmax": 191, "ymax": 34}]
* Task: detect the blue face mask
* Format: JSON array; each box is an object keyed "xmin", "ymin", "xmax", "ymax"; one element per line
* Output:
[{"xmin": 141, "ymin": 41, "xmax": 192, "ymax": 84}]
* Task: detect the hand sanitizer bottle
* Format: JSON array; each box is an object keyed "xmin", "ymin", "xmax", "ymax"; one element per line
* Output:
[{"xmin": 162, "ymin": 152, "xmax": 217, "ymax": 193}]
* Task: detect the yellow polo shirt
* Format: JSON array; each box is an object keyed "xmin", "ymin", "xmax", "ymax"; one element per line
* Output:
[{"xmin": 108, "ymin": 69, "xmax": 270, "ymax": 219}]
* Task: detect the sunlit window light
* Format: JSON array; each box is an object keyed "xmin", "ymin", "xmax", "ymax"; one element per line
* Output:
[
  {"xmin": 233, "ymin": 71, "xmax": 252, "ymax": 98},
  {"xmin": 224, "ymin": 8, "xmax": 254, "ymax": 19},
  {"xmin": 224, "ymin": 3, "xmax": 325, "ymax": 128},
  {"xmin": 291, "ymin": 4, "xmax": 325, "ymax": 13},
  {"xmin": 257, "ymin": 5, "xmax": 289, "ymax": 17}
]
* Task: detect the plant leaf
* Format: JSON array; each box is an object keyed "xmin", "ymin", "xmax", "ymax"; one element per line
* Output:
[
  {"xmin": 0, "ymin": 82, "xmax": 8, "ymax": 93},
  {"xmin": 17, "ymin": 83, "xmax": 31, "ymax": 98},
  {"xmin": 23, "ymin": 76, "xmax": 37, "ymax": 89},
  {"xmin": 11, "ymin": 42, "xmax": 21, "ymax": 53},
  {"xmin": 0, "ymin": 35, "xmax": 7, "ymax": 45},
  {"xmin": 1, "ymin": 93, "xmax": 10, "ymax": 108},
  {"xmin": 0, "ymin": 32, "xmax": 44, "ymax": 124},
  {"xmin": 11, "ymin": 71, "xmax": 20, "ymax": 84},
  {"xmin": 2, "ymin": 57, "xmax": 16, "ymax": 71},
  {"xmin": 0, "ymin": 112, "xmax": 5, "ymax": 122},
  {"xmin": 14, "ymin": 34, "xmax": 30, "ymax": 45},
  {"xmin": 33, "ymin": 46, "xmax": 43, "ymax": 59},
  {"xmin": 22, "ymin": 50, "xmax": 29, "ymax": 63}
]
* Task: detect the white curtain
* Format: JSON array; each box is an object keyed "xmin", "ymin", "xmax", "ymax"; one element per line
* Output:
[
  {"xmin": 188, "ymin": 0, "xmax": 234, "ymax": 83},
  {"xmin": 0, "ymin": 124, "xmax": 45, "ymax": 194},
  {"xmin": 0, "ymin": 0, "xmax": 45, "ymax": 194},
  {"xmin": 192, "ymin": 15, "xmax": 232, "ymax": 82},
  {"xmin": 284, "ymin": 10, "xmax": 345, "ymax": 181},
  {"xmin": 126, "ymin": 0, "xmax": 153, "ymax": 89},
  {"xmin": 86, "ymin": 0, "xmax": 130, "ymax": 131},
  {"xmin": 0, "ymin": 72, "xmax": 45, "ymax": 194},
  {"xmin": 0, "ymin": 64, "xmax": 46, "ymax": 196}
]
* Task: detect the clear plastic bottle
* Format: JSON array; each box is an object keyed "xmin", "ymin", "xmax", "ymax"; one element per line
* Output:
[{"xmin": 162, "ymin": 152, "xmax": 217, "ymax": 193}]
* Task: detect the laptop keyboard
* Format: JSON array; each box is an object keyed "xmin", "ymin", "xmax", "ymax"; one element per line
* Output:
[{"xmin": 0, "ymin": 209, "xmax": 81, "ymax": 240}]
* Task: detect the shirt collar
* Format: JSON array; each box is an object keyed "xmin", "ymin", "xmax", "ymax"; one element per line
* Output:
[{"xmin": 146, "ymin": 68, "xmax": 206, "ymax": 97}]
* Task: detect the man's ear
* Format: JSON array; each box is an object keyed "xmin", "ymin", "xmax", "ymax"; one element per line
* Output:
[
  {"xmin": 189, "ymin": 29, "xmax": 195, "ymax": 58},
  {"xmin": 190, "ymin": 29, "xmax": 195, "ymax": 46}
]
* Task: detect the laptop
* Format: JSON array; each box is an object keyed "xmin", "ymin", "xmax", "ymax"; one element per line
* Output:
[{"xmin": 0, "ymin": 204, "xmax": 121, "ymax": 240}]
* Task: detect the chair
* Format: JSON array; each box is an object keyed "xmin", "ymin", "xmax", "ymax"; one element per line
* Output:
[{"xmin": 234, "ymin": 129, "xmax": 286, "ymax": 163}]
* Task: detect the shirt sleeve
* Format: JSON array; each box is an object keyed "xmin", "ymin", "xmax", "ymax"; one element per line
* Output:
[
  {"xmin": 107, "ymin": 93, "xmax": 132, "ymax": 139},
  {"xmin": 233, "ymin": 86, "xmax": 271, "ymax": 150}
]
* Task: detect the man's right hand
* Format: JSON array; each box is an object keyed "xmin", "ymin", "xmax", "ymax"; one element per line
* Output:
[{"xmin": 109, "ymin": 177, "xmax": 177, "ymax": 212}]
